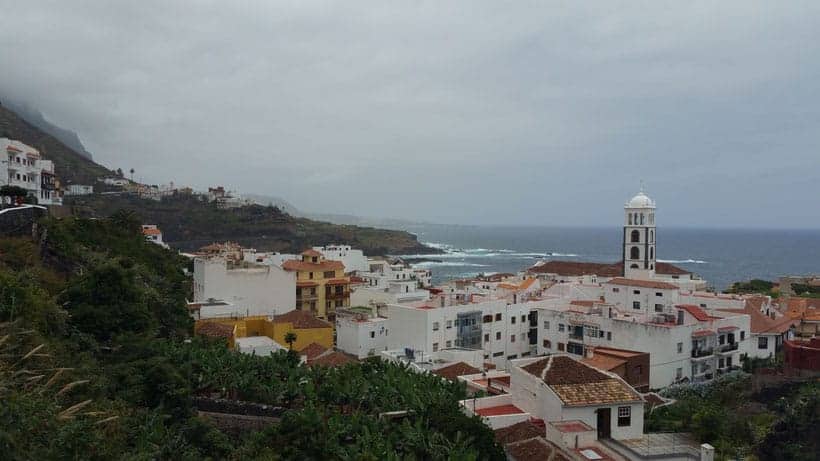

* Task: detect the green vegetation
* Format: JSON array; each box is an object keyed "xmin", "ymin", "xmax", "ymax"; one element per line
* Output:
[
  {"xmin": 791, "ymin": 283, "xmax": 820, "ymax": 298},
  {"xmin": 724, "ymin": 279, "xmax": 777, "ymax": 296},
  {"xmin": 646, "ymin": 373, "xmax": 819, "ymax": 460},
  {"xmin": 66, "ymin": 193, "xmax": 438, "ymax": 256},
  {"xmin": 0, "ymin": 216, "xmax": 500, "ymax": 460}
]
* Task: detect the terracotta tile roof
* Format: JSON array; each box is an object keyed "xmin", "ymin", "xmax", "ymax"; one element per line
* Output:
[
  {"xmin": 433, "ymin": 362, "xmax": 480, "ymax": 381},
  {"xmin": 717, "ymin": 305, "xmax": 797, "ymax": 334},
  {"xmin": 197, "ymin": 322, "xmax": 235, "ymax": 338},
  {"xmin": 528, "ymin": 260, "xmax": 622, "ymax": 277},
  {"xmin": 296, "ymin": 281, "xmax": 319, "ymax": 288},
  {"xmin": 691, "ymin": 329, "xmax": 715, "ymax": 337},
  {"xmin": 607, "ymin": 277, "xmax": 679, "ymax": 290},
  {"xmin": 677, "ymin": 304, "xmax": 712, "ymax": 321},
  {"xmin": 308, "ymin": 351, "xmax": 357, "ymax": 367},
  {"xmin": 273, "ymin": 310, "xmax": 332, "ymax": 329},
  {"xmin": 325, "ymin": 278, "xmax": 350, "ymax": 285},
  {"xmin": 298, "ymin": 342, "xmax": 328, "ymax": 360},
  {"xmin": 581, "ymin": 354, "xmax": 626, "ymax": 372},
  {"xmin": 142, "ymin": 228, "xmax": 162, "ymax": 236},
  {"xmin": 782, "ymin": 297, "xmax": 820, "ymax": 321},
  {"xmin": 301, "ymin": 249, "xmax": 323, "ymax": 257},
  {"xmin": 551, "ymin": 420, "xmax": 593, "ymax": 433},
  {"xmin": 520, "ymin": 356, "xmax": 641, "ymax": 406},
  {"xmin": 282, "ymin": 259, "xmax": 344, "ymax": 272},
  {"xmin": 570, "ymin": 300, "xmax": 596, "ymax": 307},
  {"xmin": 494, "ymin": 421, "xmax": 544, "ymax": 445},
  {"xmin": 519, "ymin": 278, "xmax": 537, "ymax": 290},
  {"xmin": 505, "ymin": 437, "xmax": 572, "ymax": 461},
  {"xmin": 655, "ymin": 262, "xmax": 691, "ymax": 275},
  {"xmin": 475, "ymin": 404, "xmax": 525, "ymax": 417}
]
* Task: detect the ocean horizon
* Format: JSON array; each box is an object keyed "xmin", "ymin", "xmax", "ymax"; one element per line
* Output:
[{"xmin": 394, "ymin": 224, "xmax": 820, "ymax": 290}]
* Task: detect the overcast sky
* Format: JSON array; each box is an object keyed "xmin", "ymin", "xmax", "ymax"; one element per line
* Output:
[{"xmin": 1, "ymin": 1, "xmax": 819, "ymax": 228}]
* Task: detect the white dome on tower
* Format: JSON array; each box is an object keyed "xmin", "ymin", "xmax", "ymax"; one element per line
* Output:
[{"xmin": 626, "ymin": 190, "xmax": 655, "ymax": 208}]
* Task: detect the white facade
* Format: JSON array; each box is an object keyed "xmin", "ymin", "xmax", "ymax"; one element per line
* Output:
[
  {"xmin": 336, "ymin": 312, "xmax": 390, "ymax": 359},
  {"xmin": 314, "ymin": 244, "xmax": 368, "ymax": 273},
  {"xmin": 65, "ymin": 184, "xmax": 94, "ymax": 195},
  {"xmin": 101, "ymin": 177, "xmax": 128, "ymax": 186},
  {"xmin": 193, "ymin": 256, "xmax": 296, "ymax": 318},
  {"xmin": 387, "ymin": 298, "xmax": 536, "ymax": 370},
  {"xmin": 1, "ymin": 138, "xmax": 61, "ymax": 206},
  {"xmin": 352, "ymin": 259, "xmax": 431, "ymax": 307},
  {"xmin": 241, "ymin": 248, "xmax": 300, "ymax": 267}
]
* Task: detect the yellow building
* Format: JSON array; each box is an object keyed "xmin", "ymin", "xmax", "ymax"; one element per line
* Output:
[
  {"xmin": 194, "ymin": 310, "xmax": 333, "ymax": 352},
  {"xmin": 282, "ymin": 249, "xmax": 351, "ymax": 321}
]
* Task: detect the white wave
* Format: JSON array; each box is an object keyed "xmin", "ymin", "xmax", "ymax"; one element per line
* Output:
[
  {"xmin": 422, "ymin": 242, "xmax": 455, "ymax": 250},
  {"xmin": 411, "ymin": 261, "xmax": 490, "ymax": 268},
  {"xmin": 658, "ymin": 259, "xmax": 708, "ymax": 264}
]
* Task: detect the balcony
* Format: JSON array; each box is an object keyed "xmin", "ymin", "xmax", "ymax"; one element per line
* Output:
[
  {"xmin": 325, "ymin": 290, "xmax": 350, "ymax": 300},
  {"xmin": 691, "ymin": 348, "xmax": 713, "ymax": 359},
  {"xmin": 296, "ymin": 293, "xmax": 319, "ymax": 302},
  {"xmin": 717, "ymin": 342, "xmax": 739, "ymax": 354},
  {"xmin": 568, "ymin": 333, "xmax": 584, "ymax": 341}
]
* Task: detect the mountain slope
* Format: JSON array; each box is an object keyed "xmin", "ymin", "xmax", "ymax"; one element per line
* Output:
[
  {"xmin": 67, "ymin": 192, "xmax": 436, "ymax": 256},
  {"xmin": 0, "ymin": 98, "xmax": 94, "ymax": 159},
  {"xmin": 0, "ymin": 101, "xmax": 112, "ymax": 184}
]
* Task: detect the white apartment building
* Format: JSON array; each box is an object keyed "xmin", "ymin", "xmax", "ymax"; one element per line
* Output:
[
  {"xmin": 314, "ymin": 244, "xmax": 368, "ymax": 273},
  {"xmin": 351, "ymin": 259, "xmax": 431, "ymax": 307},
  {"xmin": 386, "ymin": 297, "xmax": 536, "ymax": 370},
  {"xmin": 533, "ymin": 301, "xmax": 751, "ymax": 389},
  {"xmin": 1, "ymin": 138, "xmax": 62, "ymax": 206},
  {"xmin": 193, "ymin": 256, "xmax": 296, "ymax": 318}
]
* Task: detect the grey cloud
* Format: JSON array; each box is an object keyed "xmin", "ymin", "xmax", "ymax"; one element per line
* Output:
[{"xmin": 1, "ymin": 1, "xmax": 818, "ymax": 227}]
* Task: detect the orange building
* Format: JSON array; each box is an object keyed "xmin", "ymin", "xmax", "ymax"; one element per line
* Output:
[{"xmin": 283, "ymin": 249, "xmax": 351, "ymax": 321}]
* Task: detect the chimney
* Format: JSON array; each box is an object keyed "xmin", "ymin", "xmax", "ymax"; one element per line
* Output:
[{"xmin": 584, "ymin": 347, "xmax": 595, "ymax": 359}]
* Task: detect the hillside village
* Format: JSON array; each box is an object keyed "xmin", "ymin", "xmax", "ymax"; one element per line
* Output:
[{"xmin": 2, "ymin": 129, "xmax": 819, "ymax": 460}]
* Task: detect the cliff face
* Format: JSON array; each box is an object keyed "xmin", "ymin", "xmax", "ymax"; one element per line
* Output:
[
  {"xmin": 0, "ymin": 104, "xmax": 112, "ymax": 184},
  {"xmin": 66, "ymin": 193, "xmax": 437, "ymax": 256}
]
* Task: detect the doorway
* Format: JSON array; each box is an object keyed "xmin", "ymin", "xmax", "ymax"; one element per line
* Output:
[{"xmin": 596, "ymin": 408, "xmax": 611, "ymax": 439}]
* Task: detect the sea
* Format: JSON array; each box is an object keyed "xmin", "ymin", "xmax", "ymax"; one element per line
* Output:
[{"xmin": 396, "ymin": 224, "xmax": 820, "ymax": 291}]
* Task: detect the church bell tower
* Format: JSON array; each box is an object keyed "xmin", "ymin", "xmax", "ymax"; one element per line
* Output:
[{"xmin": 623, "ymin": 187, "xmax": 656, "ymax": 279}]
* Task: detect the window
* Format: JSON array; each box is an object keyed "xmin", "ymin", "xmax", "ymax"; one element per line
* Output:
[
  {"xmin": 567, "ymin": 342, "xmax": 584, "ymax": 355},
  {"xmin": 370, "ymin": 331, "xmax": 375, "ymax": 338},
  {"xmin": 599, "ymin": 330, "xmax": 605, "ymax": 338},
  {"xmin": 655, "ymin": 304, "xmax": 664, "ymax": 312},
  {"xmin": 650, "ymin": 248, "xmax": 654, "ymax": 259},
  {"xmin": 445, "ymin": 340, "xmax": 452, "ymax": 348},
  {"xmin": 633, "ymin": 290, "xmax": 641, "ymax": 295},
  {"xmin": 484, "ymin": 333, "xmax": 489, "ymax": 342},
  {"xmin": 510, "ymin": 335, "xmax": 516, "ymax": 343},
  {"xmin": 655, "ymin": 292, "xmax": 663, "ymax": 297},
  {"xmin": 496, "ymin": 332, "xmax": 501, "ymax": 340},
  {"xmin": 511, "ymin": 316, "xmax": 516, "ymax": 324},
  {"xmin": 632, "ymin": 301, "xmax": 641, "ymax": 310},
  {"xmin": 677, "ymin": 342, "xmax": 683, "ymax": 353},
  {"xmin": 718, "ymin": 358, "xmax": 725, "ymax": 368},
  {"xmin": 758, "ymin": 337, "xmax": 768, "ymax": 349},
  {"xmin": 495, "ymin": 313, "xmax": 502, "ymax": 321},
  {"xmin": 446, "ymin": 320, "xmax": 452, "ymax": 329},
  {"xmin": 617, "ymin": 406, "xmax": 631, "ymax": 427},
  {"xmin": 676, "ymin": 368, "xmax": 683, "ymax": 380},
  {"xmin": 323, "ymin": 271, "xmax": 335, "ymax": 278},
  {"xmin": 631, "ymin": 229, "xmax": 640, "ymax": 243},
  {"xmin": 612, "ymin": 287, "xmax": 620, "ymax": 293},
  {"xmin": 432, "ymin": 343, "xmax": 439, "ymax": 352},
  {"xmin": 507, "ymin": 354, "xmax": 518, "ymax": 360},
  {"xmin": 699, "ymin": 303, "xmax": 707, "ymax": 308},
  {"xmin": 630, "ymin": 246, "xmax": 640, "ymax": 260},
  {"xmin": 557, "ymin": 343, "xmax": 565, "ymax": 352},
  {"xmin": 586, "ymin": 326, "xmax": 599, "ymax": 338},
  {"xmin": 628, "ymin": 214, "xmax": 633, "ymax": 225},
  {"xmin": 432, "ymin": 322, "xmax": 440, "ymax": 331},
  {"xmin": 543, "ymin": 339, "xmax": 551, "ymax": 348},
  {"xmin": 482, "ymin": 315, "xmax": 493, "ymax": 323},
  {"xmin": 521, "ymin": 315, "xmax": 526, "ymax": 323},
  {"xmin": 309, "ymin": 272, "xmax": 314, "ymax": 279},
  {"xmin": 634, "ymin": 365, "xmax": 642, "ymax": 376},
  {"xmin": 493, "ymin": 351, "xmax": 504, "ymax": 357},
  {"xmin": 607, "ymin": 332, "xmax": 612, "ymax": 340},
  {"xmin": 558, "ymin": 324, "xmax": 565, "ymax": 332},
  {"xmin": 727, "ymin": 356, "xmax": 733, "ymax": 367},
  {"xmin": 740, "ymin": 331, "xmax": 746, "ymax": 340},
  {"xmin": 543, "ymin": 321, "xmax": 550, "ymax": 329}
]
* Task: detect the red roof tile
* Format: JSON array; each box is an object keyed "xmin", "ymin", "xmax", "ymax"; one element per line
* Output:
[
  {"xmin": 197, "ymin": 322, "xmax": 235, "ymax": 338},
  {"xmin": 608, "ymin": 277, "xmax": 679, "ymax": 290},
  {"xmin": 528, "ymin": 260, "xmax": 690, "ymax": 277},
  {"xmin": 298, "ymin": 342, "xmax": 328, "ymax": 360},
  {"xmin": 692, "ymin": 329, "xmax": 715, "ymax": 337},
  {"xmin": 433, "ymin": 362, "xmax": 480, "ymax": 381},
  {"xmin": 273, "ymin": 310, "xmax": 332, "ymax": 329},
  {"xmin": 475, "ymin": 404, "xmax": 525, "ymax": 417},
  {"xmin": 494, "ymin": 421, "xmax": 544, "ymax": 444},
  {"xmin": 308, "ymin": 351, "xmax": 357, "ymax": 367},
  {"xmin": 301, "ymin": 249, "xmax": 323, "ymax": 257},
  {"xmin": 677, "ymin": 304, "xmax": 712, "ymax": 321}
]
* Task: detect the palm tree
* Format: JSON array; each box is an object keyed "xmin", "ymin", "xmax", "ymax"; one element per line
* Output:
[
  {"xmin": 284, "ymin": 331, "xmax": 297, "ymax": 351},
  {"xmin": 129, "ymin": 168, "xmax": 135, "ymax": 181}
]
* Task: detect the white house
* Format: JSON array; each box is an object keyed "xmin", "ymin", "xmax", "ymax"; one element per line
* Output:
[
  {"xmin": 65, "ymin": 184, "xmax": 94, "ymax": 196},
  {"xmin": 351, "ymin": 259, "xmax": 431, "ymax": 307},
  {"xmin": 235, "ymin": 336, "xmax": 286, "ymax": 356},
  {"xmin": 193, "ymin": 256, "xmax": 296, "ymax": 318},
  {"xmin": 141, "ymin": 224, "xmax": 169, "ymax": 249},
  {"xmin": 314, "ymin": 244, "xmax": 368, "ymax": 273},
  {"xmin": 335, "ymin": 308, "xmax": 391, "ymax": 359},
  {"xmin": 1, "ymin": 138, "xmax": 62, "ymax": 206}
]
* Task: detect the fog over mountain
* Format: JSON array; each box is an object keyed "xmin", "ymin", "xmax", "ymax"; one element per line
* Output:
[{"xmin": 1, "ymin": 2, "xmax": 819, "ymax": 228}]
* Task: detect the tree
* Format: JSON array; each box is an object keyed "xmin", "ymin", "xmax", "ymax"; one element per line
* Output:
[
  {"xmin": 129, "ymin": 168, "xmax": 135, "ymax": 181},
  {"xmin": 116, "ymin": 168, "xmax": 124, "ymax": 177},
  {"xmin": 284, "ymin": 331, "xmax": 297, "ymax": 351}
]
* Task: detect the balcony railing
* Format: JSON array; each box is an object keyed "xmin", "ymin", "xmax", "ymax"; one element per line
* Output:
[
  {"xmin": 568, "ymin": 333, "xmax": 584, "ymax": 341},
  {"xmin": 717, "ymin": 342, "xmax": 739, "ymax": 353},
  {"xmin": 296, "ymin": 293, "xmax": 319, "ymax": 302},
  {"xmin": 325, "ymin": 290, "xmax": 350, "ymax": 299},
  {"xmin": 691, "ymin": 348, "xmax": 713, "ymax": 358}
]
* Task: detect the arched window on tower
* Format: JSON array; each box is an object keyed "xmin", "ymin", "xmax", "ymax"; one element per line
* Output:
[
  {"xmin": 650, "ymin": 247, "xmax": 654, "ymax": 259},
  {"xmin": 630, "ymin": 246, "xmax": 640, "ymax": 260},
  {"xmin": 630, "ymin": 264, "xmax": 639, "ymax": 269},
  {"xmin": 631, "ymin": 230, "xmax": 640, "ymax": 243},
  {"xmin": 650, "ymin": 230, "xmax": 654, "ymax": 243},
  {"xmin": 628, "ymin": 214, "xmax": 632, "ymax": 225},
  {"xmin": 650, "ymin": 264, "xmax": 654, "ymax": 270},
  {"xmin": 640, "ymin": 214, "xmax": 645, "ymax": 225}
]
